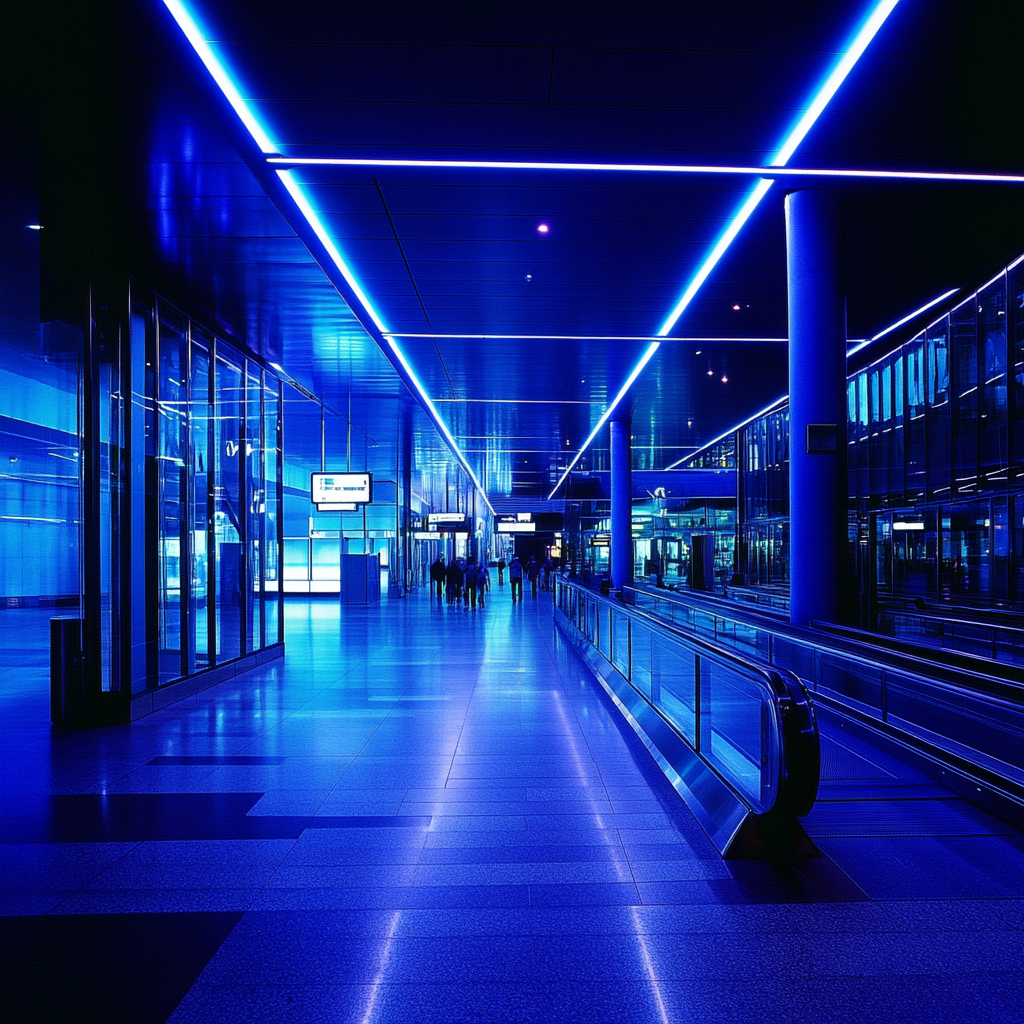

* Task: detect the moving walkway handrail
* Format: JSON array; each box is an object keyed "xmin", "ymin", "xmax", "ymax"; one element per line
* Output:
[
  {"xmin": 624, "ymin": 580, "xmax": 1024, "ymax": 800},
  {"xmin": 554, "ymin": 576, "xmax": 820, "ymax": 825}
]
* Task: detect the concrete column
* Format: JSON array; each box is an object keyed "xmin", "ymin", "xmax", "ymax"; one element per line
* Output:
[
  {"xmin": 610, "ymin": 413, "xmax": 633, "ymax": 590},
  {"xmin": 786, "ymin": 190, "xmax": 848, "ymax": 626}
]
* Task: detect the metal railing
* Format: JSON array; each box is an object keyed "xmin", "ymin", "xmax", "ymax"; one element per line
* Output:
[
  {"xmin": 878, "ymin": 608, "xmax": 1024, "ymax": 665},
  {"xmin": 626, "ymin": 583, "xmax": 1024, "ymax": 798},
  {"xmin": 554, "ymin": 577, "xmax": 819, "ymax": 854}
]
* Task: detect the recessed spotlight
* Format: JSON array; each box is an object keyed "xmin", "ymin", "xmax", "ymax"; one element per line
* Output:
[
  {"xmin": 706, "ymin": 368, "xmax": 714, "ymax": 376},
  {"xmin": 721, "ymin": 375, "xmax": 729, "ymax": 383},
  {"xmin": 26, "ymin": 224, "xmax": 43, "ymax": 231},
  {"xmin": 537, "ymin": 224, "xmax": 549, "ymax": 234},
  {"xmin": 695, "ymin": 350, "xmax": 701, "ymax": 355},
  {"xmin": 525, "ymin": 274, "xmax": 532, "ymax": 282},
  {"xmin": 732, "ymin": 303, "xmax": 741, "ymax": 311}
]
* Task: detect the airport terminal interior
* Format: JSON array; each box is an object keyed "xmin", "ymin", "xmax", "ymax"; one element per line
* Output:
[{"xmin": 1, "ymin": 1, "xmax": 1022, "ymax": 1021}]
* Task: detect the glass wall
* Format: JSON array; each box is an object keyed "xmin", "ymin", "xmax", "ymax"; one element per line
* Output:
[
  {"xmin": 110, "ymin": 284, "xmax": 284, "ymax": 702},
  {"xmin": 733, "ymin": 253, "xmax": 1023, "ymax": 612}
]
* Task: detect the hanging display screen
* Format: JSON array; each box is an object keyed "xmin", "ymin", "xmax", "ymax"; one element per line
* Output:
[{"xmin": 311, "ymin": 472, "xmax": 373, "ymax": 505}]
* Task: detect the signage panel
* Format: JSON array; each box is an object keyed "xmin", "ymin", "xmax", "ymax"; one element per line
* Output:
[
  {"xmin": 413, "ymin": 531, "xmax": 441, "ymax": 540},
  {"xmin": 427, "ymin": 512, "xmax": 466, "ymax": 524},
  {"xmin": 317, "ymin": 502, "xmax": 357, "ymax": 512},
  {"xmin": 311, "ymin": 472, "xmax": 372, "ymax": 504},
  {"xmin": 497, "ymin": 521, "xmax": 536, "ymax": 533}
]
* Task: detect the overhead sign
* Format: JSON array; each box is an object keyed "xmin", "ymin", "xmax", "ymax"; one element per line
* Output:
[
  {"xmin": 317, "ymin": 503, "xmax": 357, "ymax": 512},
  {"xmin": 497, "ymin": 521, "xmax": 536, "ymax": 533},
  {"xmin": 495, "ymin": 513, "xmax": 535, "ymax": 533},
  {"xmin": 413, "ymin": 531, "xmax": 441, "ymax": 540},
  {"xmin": 427, "ymin": 513, "xmax": 466, "ymax": 530},
  {"xmin": 311, "ymin": 472, "xmax": 372, "ymax": 505}
]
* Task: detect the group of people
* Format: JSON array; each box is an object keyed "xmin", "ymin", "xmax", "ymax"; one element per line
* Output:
[
  {"xmin": 430, "ymin": 553, "xmax": 556, "ymax": 606},
  {"xmin": 429, "ymin": 555, "xmax": 491, "ymax": 608}
]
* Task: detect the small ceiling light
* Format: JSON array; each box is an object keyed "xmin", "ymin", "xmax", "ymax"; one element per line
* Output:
[
  {"xmin": 537, "ymin": 224, "xmax": 549, "ymax": 234},
  {"xmin": 695, "ymin": 350, "xmax": 701, "ymax": 355},
  {"xmin": 707, "ymin": 368, "xmax": 714, "ymax": 376},
  {"xmin": 721, "ymin": 374, "xmax": 729, "ymax": 383},
  {"xmin": 525, "ymin": 274, "xmax": 532, "ymax": 282},
  {"xmin": 686, "ymin": 418, "xmax": 693, "ymax": 428},
  {"xmin": 732, "ymin": 303, "xmax": 741, "ymax": 311},
  {"xmin": 26, "ymin": 224, "xmax": 43, "ymax": 230}
]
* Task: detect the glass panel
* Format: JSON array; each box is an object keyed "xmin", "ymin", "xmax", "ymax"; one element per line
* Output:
[
  {"xmin": 651, "ymin": 637, "xmax": 695, "ymax": 745},
  {"xmin": 191, "ymin": 331, "xmax": 211, "ymax": 668},
  {"xmin": 701, "ymin": 660, "xmax": 778, "ymax": 812},
  {"xmin": 284, "ymin": 538, "xmax": 310, "ymax": 580},
  {"xmin": 951, "ymin": 302, "xmax": 979, "ymax": 496},
  {"xmin": 246, "ymin": 368, "xmax": 262, "ymax": 652},
  {"xmin": 630, "ymin": 624, "xmax": 652, "ymax": 698},
  {"xmin": 926, "ymin": 324, "xmax": 951, "ymax": 500},
  {"xmin": 948, "ymin": 500, "xmax": 991, "ymax": 600},
  {"xmin": 214, "ymin": 348, "xmax": 243, "ymax": 662},
  {"xmin": 611, "ymin": 611, "xmax": 629, "ymax": 676},
  {"xmin": 905, "ymin": 341, "xmax": 926, "ymax": 500},
  {"xmin": 978, "ymin": 276, "xmax": 1008, "ymax": 487},
  {"xmin": 263, "ymin": 375, "xmax": 280, "ymax": 645},
  {"xmin": 1010, "ymin": 263, "xmax": 1024, "ymax": 492},
  {"xmin": 311, "ymin": 537, "xmax": 340, "ymax": 580},
  {"xmin": 157, "ymin": 308, "xmax": 187, "ymax": 685}
]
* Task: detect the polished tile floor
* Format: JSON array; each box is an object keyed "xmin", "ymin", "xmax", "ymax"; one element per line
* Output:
[{"xmin": 1, "ymin": 591, "xmax": 1021, "ymax": 1023}]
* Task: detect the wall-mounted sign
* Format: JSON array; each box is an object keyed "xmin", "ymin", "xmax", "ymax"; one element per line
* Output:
[
  {"xmin": 413, "ymin": 531, "xmax": 441, "ymax": 540},
  {"xmin": 317, "ymin": 503, "xmax": 357, "ymax": 512},
  {"xmin": 311, "ymin": 472, "xmax": 372, "ymax": 504},
  {"xmin": 589, "ymin": 534, "xmax": 610, "ymax": 547}
]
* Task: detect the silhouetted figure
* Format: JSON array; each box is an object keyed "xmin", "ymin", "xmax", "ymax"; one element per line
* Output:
[
  {"xmin": 497, "ymin": 557, "xmax": 506, "ymax": 585},
  {"xmin": 509, "ymin": 555, "xmax": 524, "ymax": 603},
  {"xmin": 445, "ymin": 559, "xmax": 464, "ymax": 604},
  {"xmin": 430, "ymin": 556, "xmax": 446, "ymax": 599},
  {"xmin": 526, "ymin": 556, "xmax": 540, "ymax": 598}
]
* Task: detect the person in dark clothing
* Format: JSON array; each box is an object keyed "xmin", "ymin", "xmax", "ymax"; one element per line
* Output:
[
  {"xmin": 526, "ymin": 556, "xmax": 540, "ymax": 598},
  {"xmin": 465, "ymin": 558, "xmax": 480, "ymax": 609},
  {"xmin": 445, "ymin": 559, "xmax": 463, "ymax": 604},
  {"xmin": 478, "ymin": 564, "xmax": 490, "ymax": 607},
  {"xmin": 508, "ymin": 555, "xmax": 523, "ymax": 602},
  {"xmin": 429, "ymin": 556, "xmax": 445, "ymax": 599},
  {"xmin": 497, "ymin": 557, "xmax": 506, "ymax": 585},
  {"xmin": 541, "ymin": 557, "xmax": 554, "ymax": 590}
]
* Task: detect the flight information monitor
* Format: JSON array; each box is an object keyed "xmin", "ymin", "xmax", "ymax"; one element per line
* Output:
[{"xmin": 311, "ymin": 472, "xmax": 373, "ymax": 505}]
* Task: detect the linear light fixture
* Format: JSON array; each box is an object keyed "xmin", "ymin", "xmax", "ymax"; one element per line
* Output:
[
  {"xmin": 385, "ymin": 334, "xmax": 789, "ymax": 343},
  {"xmin": 550, "ymin": 0, "xmax": 903, "ymax": 497},
  {"xmin": 667, "ymin": 395, "xmax": 789, "ymax": 470},
  {"xmin": 547, "ymin": 342, "xmax": 661, "ymax": 498},
  {"xmin": 268, "ymin": 157, "xmax": 1023, "ymax": 185},
  {"xmin": 847, "ymin": 287, "xmax": 959, "ymax": 355},
  {"xmin": 162, "ymin": 0, "xmax": 493, "ymax": 513},
  {"xmin": 162, "ymin": 0, "xmax": 277, "ymax": 153}
]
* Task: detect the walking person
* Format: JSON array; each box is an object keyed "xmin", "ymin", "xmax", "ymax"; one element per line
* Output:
[
  {"xmin": 445, "ymin": 558, "xmax": 463, "ymax": 604},
  {"xmin": 497, "ymin": 557, "xmax": 506, "ymax": 586},
  {"xmin": 526, "ymin": 556, "xmax": 540, "ymax": 599},
  {"xmin": 508, "ymin": 555, "xmax": 523, "ymax": 603},
  {"xmin": 465, "ymin": 557, "xmax": 480, "ymax": 609},
  {"xmin": 478, "ymin": 563, "xmax": 490, "ymax": 607},
  {"xmin": 430, "ymin": 555, "xmax": 445, "ymax": 599},
  {"xmin": 541, "ymin": 556, "xmax": 554, "ymax": 591}
]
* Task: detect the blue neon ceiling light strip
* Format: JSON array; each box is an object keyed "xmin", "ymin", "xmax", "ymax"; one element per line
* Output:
[
  {"xmin": 847, "ymin": 287, "xmax": 958, "ymax": 355},
  {"xmin": 268, "ymin": 158, "xmax": 1022, "ymax": 185},
  {"xmin": 162, "ymin": 0, "xmax": 276, "ymax": 153},
  {"xmin": 549, "ymin": 0, "xmax": 903, "ymax": 499},
  {"xmin": 162, "ymin": 1, "xmax": 492, "ymax": 512}
]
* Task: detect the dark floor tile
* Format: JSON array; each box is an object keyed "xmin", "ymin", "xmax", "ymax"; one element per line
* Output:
[{"xmin": 1, "ymin": 912, "xmax": 241, "ymax": 1024}]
